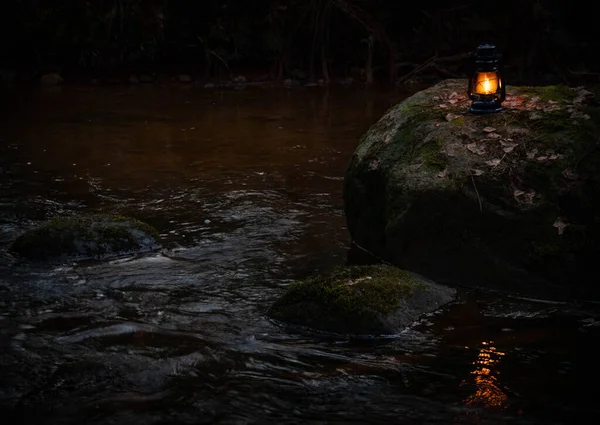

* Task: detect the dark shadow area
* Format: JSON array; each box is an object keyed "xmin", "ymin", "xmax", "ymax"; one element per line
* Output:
[{"xmin": 0, "ymin": 0, "xmax": 597, "ymax": 86}]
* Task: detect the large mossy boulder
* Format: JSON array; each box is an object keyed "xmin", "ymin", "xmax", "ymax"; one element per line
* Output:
[
  {"xmin": 268, "ymin": 265, "xmax": 456, "ymax": 335},
  {"xmin": 344, "ymin": 79, "xmax": 600, "ymax": 299},
  {"xmin": 11, "ymin": 214, "xmax": 161, "ymax": 262}
]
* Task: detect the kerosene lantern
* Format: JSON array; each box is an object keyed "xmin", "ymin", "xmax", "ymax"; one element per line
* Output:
[{"xmin": 468, "ymin": 44, "xmax": 506, "ymax": 113}]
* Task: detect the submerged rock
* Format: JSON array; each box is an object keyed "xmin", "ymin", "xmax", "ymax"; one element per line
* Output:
[
  {"xmin": 10, "ymin": 214, "xmax": 161, "ymax": 262},
  {"xmin": 268, "ymin": 265, "xmax": 456, "ymax": 335},
  {"xmin": 344, "ymin": 79, "xmax": 600, "ymax": 298}
]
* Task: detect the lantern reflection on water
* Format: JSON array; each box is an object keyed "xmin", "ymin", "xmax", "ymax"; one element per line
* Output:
[{"xmin": 463, "ymin": 340, "xmax": 508, "ymax": 409}]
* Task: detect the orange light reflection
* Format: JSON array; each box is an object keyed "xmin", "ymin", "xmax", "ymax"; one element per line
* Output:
[{"xmin": 463, "ymin": 340, "xmax": 508, "ymax": 410}]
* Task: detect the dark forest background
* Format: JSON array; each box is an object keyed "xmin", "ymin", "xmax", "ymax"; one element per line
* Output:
[{"xmin": 0, "ymin": 0, "xmax": 597, "ymax": 85}]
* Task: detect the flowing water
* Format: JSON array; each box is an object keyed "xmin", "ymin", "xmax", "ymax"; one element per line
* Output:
[{"xmin": 0, "ymin": 83, "xmax": 598, "ymax": 424}]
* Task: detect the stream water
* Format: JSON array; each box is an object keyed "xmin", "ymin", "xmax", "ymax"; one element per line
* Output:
[{"xmin": 0, "ymin": 83, "xmax": 598, "ymax": 424}]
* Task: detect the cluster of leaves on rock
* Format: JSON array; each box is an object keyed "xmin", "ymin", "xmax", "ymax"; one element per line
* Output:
[
  {"xmin": 1, "ymin": 0, "xmax": 594, "ymax": 83},
  {"xmin": 434, "ymin": 84, "xmax": 597, "ymax": 228},
  {"xmin": 424, "ymin": 81, "xmax": 600, "ymax": 284}
]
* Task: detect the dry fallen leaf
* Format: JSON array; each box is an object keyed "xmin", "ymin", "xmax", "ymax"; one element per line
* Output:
[
  {"xmin": 571, "ymin": 112, "xmax": 591, "ymax": 120},
  {"xmin": 448, "ymin": 99, "xmax": 458, "ymax": 104},
  {"xmin": 536, "ymin": 156, "xmax": 548, "ymax": 162},
  {"xmin": 441, "ymin": 143, "xmax": 462, "ymax": 158},
  {"xmin": 523, "ymin": 191, "xmax": 536, "ymax": 204},
  {"xmin": 553, "ymin": 217, "xmax": 569, "ymax": 235},
  {"xmin": 526, "ymin": 148, "xmax": 538, "ymax": 159},
  {"xmin": 529, "ymin": 111, "xmax": 543, "ymax": 120},
  {"xmin": 507, "ymin": 127, "xmax": 530, "ymax": 136},
  {"xmin": 445, "ymin": 113, "xmax": 460, "ymax": 121},
  {"xmin": 487, "ymin": 132, "xmax": 502, "ymax": 139},
  {"xmin": 500, "ymin": 140, "xmax": 518, "ymax": 153},
  {"xmin": 483, "ymin": 127, "xmax": 497, "ymax": 133},
  {"xmin": 466, "ymin": 143, "xmax": 486, "ymax": 155},
  {"xmin": 472, "ymin": 169, "xmax": 484, "ymax": 176},
  {"xmin": 438, "ymin": 168, "xmax": 448, "ymax": 178},
  {"xmin": 573, "ymin": 87, "xmax": 594, "ymax": 103},
  {"xmin": 513, "ymin": 189, "xmax": 536, "ymax": 205},
  {"xmin": 438, "ymin": 104, "xmax": 448, "ymax": 109},
  {"xmin": 384, "ymin": 134, "xmax": 391, "ymax": 143},
  {"xmin": 503, "ymin": 95, "xmax": 526, "ymax": 109},
  {"xmin": 486, "ymin": 158, "xmax": 502, "ymax": 167},
  {"xmin": 543, "ymin": 104, "xmax": 561, "ymax": 112},
  {"xmin": 562, "ymin": 168, "xmax": 578, "ymax": 180}
]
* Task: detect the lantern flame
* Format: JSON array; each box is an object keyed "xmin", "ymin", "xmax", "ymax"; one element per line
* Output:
[{"xmin": 474, "ymin": 72, "xmax": 499, "ymax": 95}]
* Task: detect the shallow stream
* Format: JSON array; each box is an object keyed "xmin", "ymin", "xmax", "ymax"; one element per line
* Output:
[{"xmin": 0, "ymin": 84, "xmax": 597, "ymax": 424}]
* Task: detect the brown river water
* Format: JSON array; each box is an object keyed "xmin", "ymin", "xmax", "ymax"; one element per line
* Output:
[{"xmin": 0, "ymin": 83, "xmax": 598, "ymax": 424}]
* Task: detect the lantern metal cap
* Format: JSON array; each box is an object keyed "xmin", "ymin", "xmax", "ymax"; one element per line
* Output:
[
  {"xmin": 477, "ymin": 43, "xmax": 498, "ymax": 54},
  {"xmin": 474, "ymin": 44, "xmax": 502, "ymax": 62}
]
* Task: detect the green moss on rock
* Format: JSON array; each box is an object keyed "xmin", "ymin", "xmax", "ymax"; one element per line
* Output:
[
  {"xmin": 11, "ymin": 213, "xmax": 161, "ymax": 262},
  {"xmin": 268, "ymin": 265, "xmax": 455, "ymax": 335},
  {"xmin": 344, "ymin": 79, "xmax": 600, "ymax": 299},
  {"xmin": 421, "ymin": 136, "xmax": 447, "ymax": 171},
  {"xmin": 520, "ymin": 84, "xmax": 575, "ymax": 102}
]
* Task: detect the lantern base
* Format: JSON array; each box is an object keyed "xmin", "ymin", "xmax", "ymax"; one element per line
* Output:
[{"xmin": 469, "ymin": 101, "xmax": 503, "ymax": 114}]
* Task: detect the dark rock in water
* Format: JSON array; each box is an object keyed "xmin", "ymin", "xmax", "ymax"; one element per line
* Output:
[
  {"xmin": 10, "ymin": 214, "xmax": 161, "ymax": 262},
  {"xmin": 40, "ymin": 73, "xmax": 64, "ymax": 86},
  {"xmin": 138, "ymin": 74, "xmax": 156, "ymax": 83},
  {"xmin": 283, "ymin": 78, "xmax": 300, "ymax": 87},
  {"xmin": 177, "ymin": 74, "xmax": 193, "ymax": 83},
  {"xmin": 344, "ymin": 79, "xmax": 600, "ymax": 299},
  {"xmin": 268, "ymin": 265, "xmax": 456, "ymax": 335},
  {"xmin": 287, "ymin": 68, "xmax": 307, "ymax": 80}
]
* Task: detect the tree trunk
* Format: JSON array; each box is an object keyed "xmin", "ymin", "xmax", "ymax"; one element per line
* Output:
[
  {"xmin": 388, "ymin": 44, "xmax": 397, "ymax": 83},
  {"xmin": 365, "ymin": 34, "xmax": 374, "ymax": 85},
  {"xmin": 321, "ymin": 46, "xmax": 330, "ymax": 83}
]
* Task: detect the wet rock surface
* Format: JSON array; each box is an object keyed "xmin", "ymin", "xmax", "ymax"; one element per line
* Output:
[
  {"xmin": 268, "ymin": 265, "xmax": 456, "ymax": 335},
  {"xmin": 344, "ymin": 79, "xmax": 600, "ymax": 299},
  {"xmin": 10, "ymin": 214, "xmax": 161, "ymax": 262}
]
